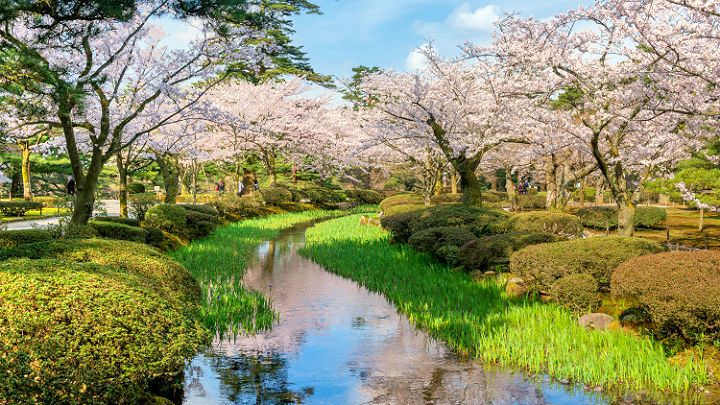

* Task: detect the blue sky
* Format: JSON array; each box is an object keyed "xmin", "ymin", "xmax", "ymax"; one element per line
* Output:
[{"xmin": 291, "ymin": 0, "xmax": 591, "ymax": 79}]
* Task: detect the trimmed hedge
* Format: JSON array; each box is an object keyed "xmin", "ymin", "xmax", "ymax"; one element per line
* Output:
[
  {"xmin": 575, "ymin": 206, "xmax": 667, "ymax": 230},
  {"xmin": 430, "ymin": 193, "xmax": 462, "ymax": 205},
  {"xmin": 408, "ymin": 226, "xmax": 476, "ymax": 265},
  {"xmin": 93, "ymin": 216, "xmax": 142, "ymax": 227},
  {"xmin": 458, "ymin": 232, "xmax": 558, "ymax": 272},
  {"xmin": 381, "ymin": 205, "xmax": 509, "ymax": 244},
  {"xmin": 482, "ymin": 191, "xmax": 508, "ymax": 203},
  {"xmin": 143, "ymin": 226, "xmax": 179, "ymax": 252},
  {"xmin": 260, "ymin": 186, "xmax": 293, "ymax": 206},
  {"xmin": 612, "ymin": 251, "xmax": 720, "ymax": 343},
  {"xmin": 127, "ymin": 182, "xmax": 146, "ymax": 194},
  {"xmin": 0, "ymin": 229, "xmax": 54, "ymax": 249},
  {"xmin": 304, "ymin": 187, "xmax": 346, "ymax": 206},
  {"xmin": 144, "ymin": 204, "xmax": 188, "ymax": 236},
  {"xmin": 510, "ymin": 236, "xmax": 664, "ymax": 293},
  {"xmin": 0, "ymin": 258, "xmax": 206, "ymax": 404},
  {"xmin": 129, "ymin": 193, "xmax": 158, "ymax": 221},
  {"xmin": 516, "ymin": 194, "xmax": 546, "ymax": 210},
  {"xmin": 379, "ymin": 193, "xmax": 424, "ymax": 213},
  {"xmin": 89, "ymin": 221, "xmax": 148, "ymax": 243},
  {"xmin": 178, "ymin": 204, "xmax": 219, "ymax": 218},
  {"xmin": 0, "ymin": 201, "xmax": 44, "ymax": 216},
  {"xmin": 550, "ymin": 274, "xmax": 601, "ymax": 313},
  {"xmin": 345, "ymin": 189, "xmax": 384, "ymax": 205},
  {"xmin": 508, "ymin": 212, "xmax": 583, "ymax": 239}
]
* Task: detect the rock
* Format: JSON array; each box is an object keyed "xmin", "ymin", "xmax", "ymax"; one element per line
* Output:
[
  {"xmin": 483, "ymin": 271, "xmax": 497, "ymax": 277},
  {"xmin": 505, "ymin": 281, "xmax": 528, "ymax": 297},
  {"xmin": 579, "ymin": 313, "xmax": 615, "ymax": 331},
  {"xmin": 507, "ymin": 276, "xmax": 524, "ymax": 285}
]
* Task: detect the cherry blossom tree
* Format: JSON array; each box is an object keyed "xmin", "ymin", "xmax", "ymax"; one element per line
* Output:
[{"xmin": 0, "ymin": 4, "xmax": 268, "ymax": 223}]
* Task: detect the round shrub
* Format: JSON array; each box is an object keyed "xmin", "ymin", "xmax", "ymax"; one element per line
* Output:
[
  {"xmin": 0, "ymin": 229, "xmax": 53, "ymax": 249},
  {"xmin": 408, "ymin": 226, "xmax": 477, "ymax": 265},
  {"xmin": 381, "ymin": 209, "xmax": 424, "ymax": 243},
  {"xmin": 304, "ymin": 187, "xmax": 346, "ymax": 206},
  {"xmin": 633, "ymin": 206, "xmax": 667, "ymax": 228},
  {"xmin": 260, "ymin": 185, "xmax": 293, "ymax": 206},
  {"xmin": 89, "ymin": 221, "xmax": 148, "ymax": 243},
  {"xmin": 0, "ymin": 200, "xmax": 44, "ymax": 216},
  {"xmin": 93, "ymin": 216, "xmax": 142, "ymax": 227},
  {"xmin": 430, "ymin": 193, "xmax": 462, "ymax": 205},
  {"xmin": 286, "ymin": 186, "xmax": 308, "ymax": 202},
  {"xmin": 482, "ymin": 191, "xmax": 508, "ymax": 203},
  {"xmin": 144, "ymin": 204, "xmax": 188, "ymax": 236},
  {"xmin": 142, "ymin": 226, "xmax": 178, "ymax": 252},
  {"xmin": 129, "ymin": 193, "xmax": 158, "ymax": 221},
  {"xmin": 459, "ymin": 232, "xmax": 558, "ymax": 272},
  {"xmin": 510, "ymin": 236, "xmax": 664, "ymax": 293},
  {"xmin": 0, "ymin": 258, "xmax": 207, "ymax": 404},
  {"xmin": 508, "ymin": 212, "xmax": 583, "ymax": 239},
  {"xmin": 575, "ymin": 206, "xmax": 618, "ymax": 230},
  {"xmin": 550, "ymin": 274, "xmax": 601, "ymax": 313},
  {"xmin": 379, "ymin": 193, "xmax": 424, "ymax": 213},
  {"xmin": 127, "ymin": 182, "xmax": 146, "ymax": 194},
  {"xmin": 345, "ymin": 189, "xmax": 384, "ymax": 205},
  {"xmin": 516, "ymin": 194, "xmax": 546, "ymax": 210},
  {"xmin": 612, "ymin": 251, "xmax": 720, "ymax": 343},
  {"xmin": 179, "ymin": 204, "xmax": 219, "ymax": 218},
  {"xmin": 411, "ymin": 206, "xmax": 509, "ymax": 237}
]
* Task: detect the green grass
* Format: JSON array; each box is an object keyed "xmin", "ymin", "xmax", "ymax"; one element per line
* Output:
[
  {"xmin": 300, "ymin": 215, "xmax": 710, "ymax": 393},
  {"xmin": 170, "ymin": 209, "xmax": 374, "ymax": 339},
  {"xmin": 0, "ymin": 208, "xmax": 71, "ymax": 223}
]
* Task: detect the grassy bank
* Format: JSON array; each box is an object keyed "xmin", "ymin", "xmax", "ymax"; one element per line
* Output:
[
  {"xmin": 300, "ymin": 215, "xmax": 710, "ymax": 393},
  {"xmin": 171, "ymin": 208, "xmax": 375, "ymax": 338}
]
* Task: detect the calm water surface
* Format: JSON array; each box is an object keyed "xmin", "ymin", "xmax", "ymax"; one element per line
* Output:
[{"xmin": 183, "ymin": 226, "xmax": 708, "ymax": 405}]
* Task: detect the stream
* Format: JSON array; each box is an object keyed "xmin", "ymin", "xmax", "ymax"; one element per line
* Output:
[{"xmin": 182, "ymin": 224, "xmax": 703, "ymax": 405}]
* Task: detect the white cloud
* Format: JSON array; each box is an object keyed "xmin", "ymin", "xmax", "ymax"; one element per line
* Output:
[
  {"xmin": 449, "ymin": 4, "xmax": 500, "ymax": 31},
  {"xmin": 405, "ymin": 45, "xmax": 430, "ymax": 71}
]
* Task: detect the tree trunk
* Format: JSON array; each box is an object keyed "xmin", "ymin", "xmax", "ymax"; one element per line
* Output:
[
  {"xmin": 70, "ymin": 153, "xmax": 105, "ymax": 225},
  {"xmin": 595, "ymin": 180, "xmax": 604, "ymax": 206},
  {"xmin": 579, "ymin": 178, "xmax": 586, "ymax": 207},
  {"xmin": 544, "ymin": 156, "xmax": 559, "ymax": 210},
  {"xmin": 506, "ymin": 177, "xmax": 517, "ymax": 210},
  {"xmin": 617, "ymin": 202, "xmax": 636, "ymax": 237},
  {"xmin": 116, "ymin": 152, "xmax": 129, "ymax": 218},
  {"xmin": 156, "ymin": 153, "xmax": 180, "ymax": 204},
  {"xmin": 291, "ymin": 163, "xmax": 298, "ymax": 184},
  {"xmin": 488, "ymin": 175, "xmax": 498, "ymax": 192},
  {"xmin": 450, "ymin": 171, "xmax": 458, "ymax": 195},
  {"xmin": 19, "ymin": 142, "xmax": 32, "ymax": 201}
]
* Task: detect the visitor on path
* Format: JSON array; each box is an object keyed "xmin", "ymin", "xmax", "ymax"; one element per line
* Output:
[
  {"xmin": 66, "ymin": 176, "xmax": 76, "ymax": 195},
  {"xmin": 216, "ymin": 179, "xmax": 226, "ymax": 194},
  {"xmin": 238, "ymin": 179, "xmax": 245, "ymax": 196},
  {"xmin": 253, "ymin": 179, "xmax": 259, "ymax": 191}
]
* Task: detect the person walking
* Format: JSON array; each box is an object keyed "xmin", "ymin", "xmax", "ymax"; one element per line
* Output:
[
  {"xmin": 253, "ymin": 179, "xmax": 259, "ymax": 191},
  {"xmin": 238, "ymin": 179, "xmax": 245, "ymax": 196},
  {"xmin": 218, "ymin": 179, "xmax": 225, "ymax": 194},
  {"xmin": 66, "ymin": 176, "xmax": 76, "ymax": 195}
]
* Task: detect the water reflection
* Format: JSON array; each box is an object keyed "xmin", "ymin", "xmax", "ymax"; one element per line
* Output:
[{"xmin": 183, "ymin": 227, "xmax": 705, "ymax": 405}]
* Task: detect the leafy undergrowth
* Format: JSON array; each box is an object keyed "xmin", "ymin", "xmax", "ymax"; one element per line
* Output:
[
  {"xmin": 171, "ymin": 208, "xmax": 376, "ymax": 339},
  {"xmin": 300, "ymin": 215, "xmax": 710, "ymax": 394}
]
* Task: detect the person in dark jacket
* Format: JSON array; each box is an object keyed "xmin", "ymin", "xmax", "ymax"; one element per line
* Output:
[{"xmin": 66, "ymin": 176, "xmax": 76, "ymax": 195}]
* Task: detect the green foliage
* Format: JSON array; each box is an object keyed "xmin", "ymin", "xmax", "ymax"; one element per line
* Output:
[
  {"xmin": 612, "ymin": 251, "xmax": 720, "ymax": 344},
  {"xmin": 510, "ymin": 236, "xmax": 665, "ymax": 292},
  {"xmin": 171, "ymin": 210, "xmax": 342, "ymax": 337},
  {"xmin": 458, "ymin": 232, "xmax": 558, "ymax": 273},
  {"xmin": 0, "ymin": 258, "xmax": 207, "ymax": 404},
  {"xmin": 178, "ymin": 204, "xmax": 219, "ymax": 217},
  {"xmin": 575, "ymin": 206, "xmax": 618, "ymax": 230},
  {"xmin": 516, "ymin": 194, "xmax": 546, "ymax": 210},
  {"xmin": 408, "ymin": 226, "xmax": 476, "ymax": 265},
  {"xmin": 129, "ymin": 193, "xmax": 158, "ymax": 221},
  {"xmin": 482, "ymin": 191, "xmax": 508, "ymax": 203},
  {"xmin": 0, "ymin": 229, "xmax": 53, "ymax": 249},
  {"xmin": 144, "ymin": 204, "xmax": 188, "ymax": 236},
  {"xmin": 345, "ymin": 188, "xmax": 384, "ymax": 204},
  {"xmin": 93, "ymin": 216, "xmax": 141, "ymax": 227},
  {"xmin": 301, "ymin": 215, "xmax": 708, "ymax": 392},
  {"xmin": 143, "ymin": 226, "xmax": 178, "ymax": 252},
  {"xmin": 379, "ymin": 193, "xmax": 424, "ymax": 213},
  {"xmin": 89, "ymin": 220, "xmax": 148, "ymax": 243},
  {"xmin": 508, "ymin": 212, "xmax": 583, "ymax": 238},
  {"xmin": 127, "ymin": 182, "xmax": 146, "ymax": 194},
  {"xmin": 0, "ymin": 200, "xmax": 44, "ymax": 216},
  {"xmin": 303, "ymin": 187, "xmax": 346, "ymax": 206},
  {"xmin": 430, "ymin": 193, "xmax": 462, "ymax": 205},
  {"xmin": 260, "ymin": 185, "xmax": 294, "ymax": 206},
  {"xmin": 634, "ymin": 206, "xmax": 667, "ymax": 228},
  {"xmin": 550, "ymin": 274, "xmax": 601, "ymax": 314}
]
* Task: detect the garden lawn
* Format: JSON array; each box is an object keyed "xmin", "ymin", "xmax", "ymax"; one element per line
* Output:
[
  {"xmin": 171, "ymin": 208, "xmax": 375, "ymax": 338},
  {"xmin": 0, "ymin": 207, "xmax": 70, "ymax": 223},
  {"xmin": 301, "ymin": 215, "xmax": 710, "ymax": 393}
]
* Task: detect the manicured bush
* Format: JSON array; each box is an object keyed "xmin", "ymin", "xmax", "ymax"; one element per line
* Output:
[
  {"xmin": 345, "ymin": 189, "xmax": 384, "ymax": 204},
  {"xmin": 33, "ymin": 196, "xmax": 63, "ymax": 208},
  {"xmin": 0, "ymin": 238, "xmax": 200, "ymax": 305},
  {"xmin": 142, "ymin": 226, "xmax": 177, "ymax": 252},
  {"xmin": 508, "ymin": 212, "xmax": 583, "ymax": 239},
  {"xmin": 458, "ymin": 232, "xmax": 558, "ymax": 273},
  {"xmin": 0, "ymin": 200, "xmax": 44, "ymax": 216},
  {"xmin": 516, "ymin": 194, "xmax": 546, "ymax": 210},
  {"xmin": 179, "ymin": 204, "xmax": 220, "ymax": 218},
  {"xmin": 633, "ymin": 206, "xmax": 667, "ymax": 228},
  {"xmin": 286, "ymin": 186, "xmax": 308, "ymax": 202},
  {"xmin": 304, "ymin": 187, "xmax": 347, "ymax": 206},
  {"xmin": 379, "ymin": 193, "xmax": 424, "ymax": 213},
  {"xmin": 550, "ymin": 274, "xmax": 601, "ymax": 313},
  {"xmin": 129, "ymin": 193, "xmax": 158, "ymax": 220},
  {"xmin": 408, "ymin": 226, "xmax": 476, "ymax": 265},
  {"xmin": 144, "ymin": 204, "xmax": 188, "ymax": 236},
  {"xmin": 482, "ymin": 191, "xmax": 508, "ymax": 203},
  {"xmin": 510, "ymin": 236, "xmax": 664, "ymax": 293},
  {"xmin": 93, "ymin": 216, "xmax": 142, "ymax": 227},
  {"xmin": 89, "ymin": 221, "xmax": 148, "ymax": 243},
  {"xmin": 612, "ymin": 251, "xmax": 720, "ymax": 343},
  {"xmin": 127, "ymin": 182, "xmax": 146, "ymax": 194},
  {"xmin": 212, "ymin": 196, "xmax": 272, "ymax": 221},
  {"xmin": 185, "ymin": 209, "xmax": 218, "ymax": 225},
  {"xmin": 575, "ymin": 206, "xmax": 618, "ymax": 230},
  {"xmin": 0, "ymin": 258, "xmax": 206, "ymax": 404},
  {"xmin": 260, "ymin": 185, "xmax": 293, "ymax": 206},
  {"xmin": 380, "ymin": 209, "xmax": 424, "ymax": 243},
  {"xmin": 430, "ymin": 193, "xmax": 462, "ymax": 205},
  {"xmin": 0, "ymin": 229, "xmax": 54, "ymax": 249},
  {"xmin": 185, "ymin": 210, "xmax": 218, "ymax": 239}
]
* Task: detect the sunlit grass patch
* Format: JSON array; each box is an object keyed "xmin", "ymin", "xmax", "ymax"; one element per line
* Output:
[{"xmin": 301, "ymin": 214, "xmax": 710, "ymax": 393}]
